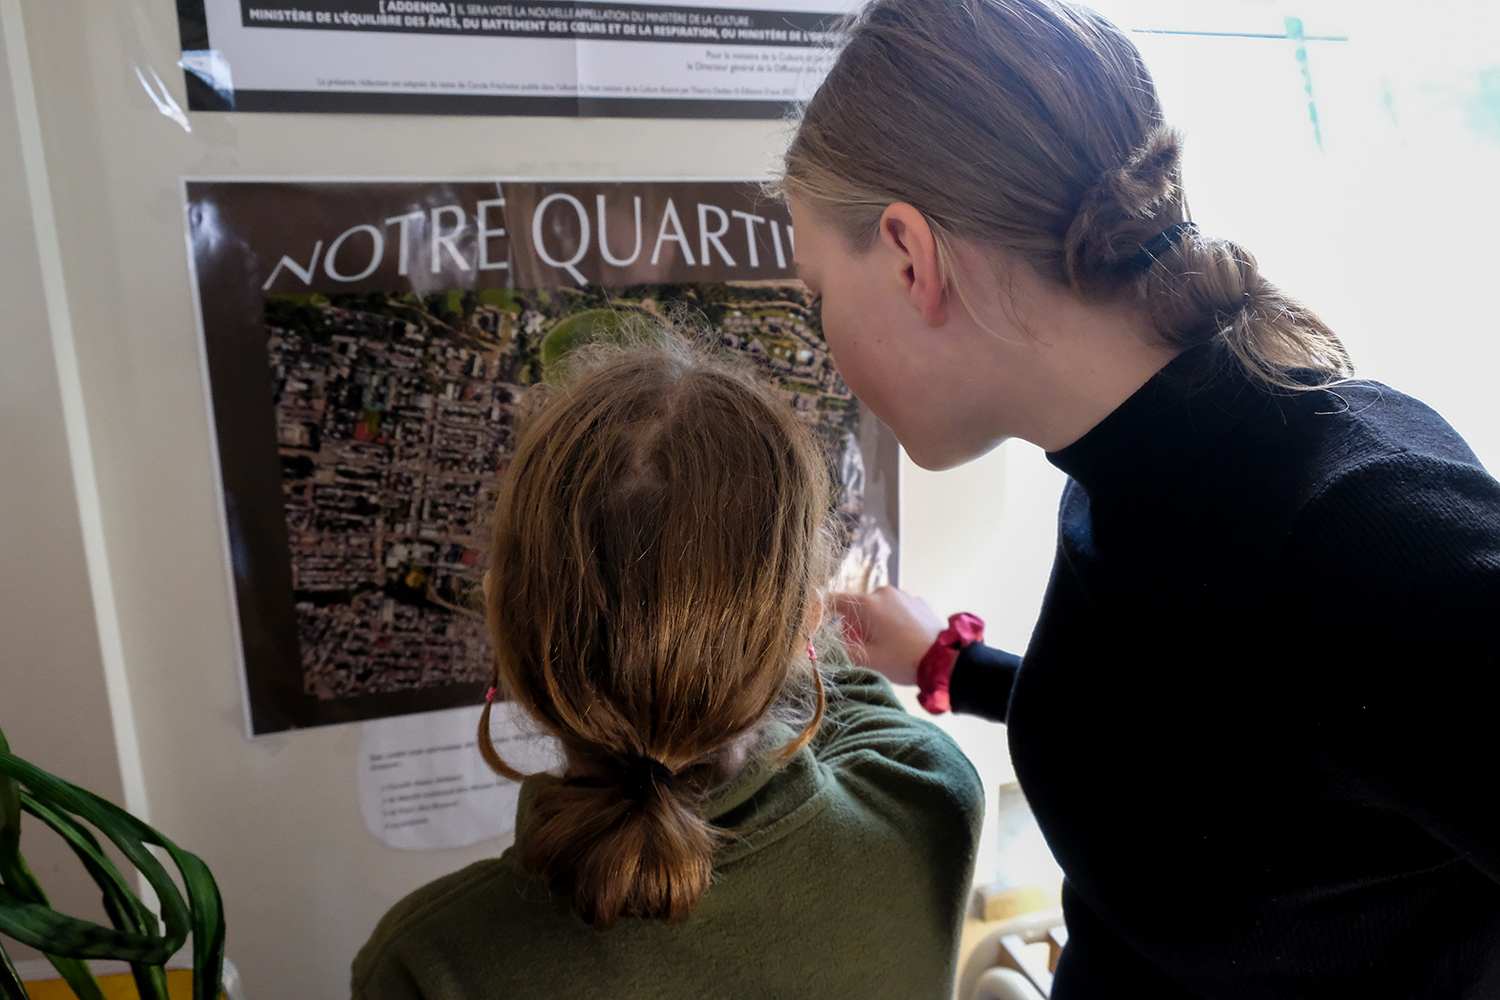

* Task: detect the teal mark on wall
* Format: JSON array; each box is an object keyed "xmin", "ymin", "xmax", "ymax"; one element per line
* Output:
[{"xmin": 1285, "ymin": 16, "xmax": 1324, "ymax": 152}]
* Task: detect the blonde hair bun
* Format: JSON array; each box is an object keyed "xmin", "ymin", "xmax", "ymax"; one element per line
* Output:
[{"xmin": 1063, "ymin": 125, "xmax": 1186, "ymax": 286}]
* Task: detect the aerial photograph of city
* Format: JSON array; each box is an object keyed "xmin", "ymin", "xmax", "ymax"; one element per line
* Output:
[{"xmin": 262, "ymin": 281, "xmax": 886, "ymax": 701}]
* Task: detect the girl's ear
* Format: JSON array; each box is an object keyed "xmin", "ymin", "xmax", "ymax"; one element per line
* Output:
[
  {"xmin": 803, "ymin": 590, "xmax": 826, "ymax": 638},
  {"xmin": 878, "ymin": 203, "xmax": 947, "ymax": 327}
]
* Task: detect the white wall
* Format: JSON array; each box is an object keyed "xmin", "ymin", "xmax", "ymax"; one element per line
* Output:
[
  {"xmin": 0, "ymin": 2, "xmax": 125, "ymax": 961},
  {"xmin": 1126, "ymin": 2, "xmax": 1500, "ymax": 469},
  {"xmin": 897, "ymin": 445, "xmax": 1067, "ymax": 888}
]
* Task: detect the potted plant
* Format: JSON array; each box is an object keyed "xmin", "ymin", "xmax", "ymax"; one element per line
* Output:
[{"xmin": 0, "ymin": 723, "xmax": 225, "ymax": 1000}]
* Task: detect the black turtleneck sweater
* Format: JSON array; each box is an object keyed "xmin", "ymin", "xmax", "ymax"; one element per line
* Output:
[{"xmin": 949, "ymin": 348, "xmax": 1500, "ymax": 999}]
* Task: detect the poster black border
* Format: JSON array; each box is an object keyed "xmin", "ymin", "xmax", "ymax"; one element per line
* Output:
[
  {"xmin": 201, "ymin": 89, "xmax": 794, "ymax": 119},
  {"xmin": 177, "ymin": 0, "xmax": 210, "ymax": 49}
]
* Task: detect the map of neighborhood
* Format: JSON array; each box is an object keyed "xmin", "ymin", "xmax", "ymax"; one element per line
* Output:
[{"xmin": 263, "ymin": 282, "xmax": 878, "ymax": 700}]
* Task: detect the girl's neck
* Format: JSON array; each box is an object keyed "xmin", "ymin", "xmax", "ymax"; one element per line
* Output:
[
  {"xmin": 709, "ymin": 729, "xmax": 760, "ymax": 785},
  {"xmin": 948, "ymin": 245, "xmax": 1183, "ymax": 454},
  {"xmin": 1010, "ymin": 296, "xmax": 1181, "ymax": 453}
]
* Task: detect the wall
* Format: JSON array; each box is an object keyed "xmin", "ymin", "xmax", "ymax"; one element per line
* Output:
[{"xmin": 0, "ymin": 1, "xmax": 127, "ymax": 961}]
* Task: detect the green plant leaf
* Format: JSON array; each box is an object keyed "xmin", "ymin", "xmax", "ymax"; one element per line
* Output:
[
  {"xmin": 54, "ymin": 784, "xmax": 223, "ymax": 1000},
  {"xmin": 20, "ymin": 796, "xmax": 167, "ymax": 1000},
  {"xmin": 0, "ymin": 884, "xmax": 170, "ymax": 960},
  {"xmin": 0, "ymin": 724, "xmax": 15, "ymax": 879},
  {"xmin": 173, "ymin": 849, "xmax": 226, "ymax": 1000},
  {"xmin": 1, "ymin": 729, "xmax": 108, "ymax": 1000},
  {"xmin": 134, "ymin": 963, "xmax": 172, "ymax": 1000},
  {"xmin": 0, "ymin": 749, "xmax": 39, "ymax": 904},
  {"xmin": 0, "ymin": 735, "xmax": 225, "ymax": 1000},
  {"xmin": 21, "ymin": 796, "xmax": 157, "ymax": 935},
  {"xmin": 0, "ymin": 940, "xmax": 29, "ymax": 1000},
  {"xmin": 0, "ymin": 754, "xmax": 190, "ymax": 955}
]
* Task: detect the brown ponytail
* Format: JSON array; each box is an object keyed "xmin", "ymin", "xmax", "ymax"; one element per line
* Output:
[
  {"xmin": 784, "ymin": 0, "xmax": 1352, "ymax": 389},
  {"xmin": 479, "ymin": 333, "xmax": 833, "ymax": 929}
]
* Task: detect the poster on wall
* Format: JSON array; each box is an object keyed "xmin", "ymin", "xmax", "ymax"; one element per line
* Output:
[
  {"xmin": 185, "ymin": 178, "xmax": 899, "ymax": 736},
  {"xmin": 174, "ymin": 0, "xmax": 852, "ymax": 117}
]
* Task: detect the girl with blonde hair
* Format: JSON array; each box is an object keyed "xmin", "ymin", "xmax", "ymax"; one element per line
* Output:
[
  {"xmin": 786, "ymin": 0, "xmax": 1500, "ymax": 996},
  {"xmin": 352, "ymin": 337, "xmax": 983, "ymax": 999}
]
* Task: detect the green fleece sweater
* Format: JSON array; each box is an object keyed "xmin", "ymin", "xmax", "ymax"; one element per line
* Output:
[{"xmin": 351, "ymin": 668, "xmax": 984, "ymax": 1000}]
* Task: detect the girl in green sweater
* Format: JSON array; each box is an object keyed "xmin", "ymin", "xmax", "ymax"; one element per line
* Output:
[{"xmin": 352, "ymin": 337, "xmax": 983, "ymax": 1000}]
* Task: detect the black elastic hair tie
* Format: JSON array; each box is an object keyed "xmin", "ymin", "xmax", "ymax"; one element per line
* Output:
[
  {"xmin": 1129, "ymin": 220, "xmax": 1199, "ymax": 272},
  {"xmin": 619, "ymin": 753, "xmax": 675, "ymax": 803}
]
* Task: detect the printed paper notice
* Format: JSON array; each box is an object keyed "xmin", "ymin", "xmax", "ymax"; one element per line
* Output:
[
  {"xmin": 358, "ymin": 701, "xmax": 561, "ymax": 850},
  {"xmin": 176, "ymin": 0, "xmax": 856, "ymax": 117}
]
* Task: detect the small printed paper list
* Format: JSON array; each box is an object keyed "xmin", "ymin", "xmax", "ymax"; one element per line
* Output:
[{"xmin": 357, "ymin": 702, "xmax": 560, "ymax": 851}]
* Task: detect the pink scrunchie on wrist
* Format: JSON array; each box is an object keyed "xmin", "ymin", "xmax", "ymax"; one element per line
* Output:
[{"xmin": 916, "ymin": 612, "xmax": 985, "ymax": 714}]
